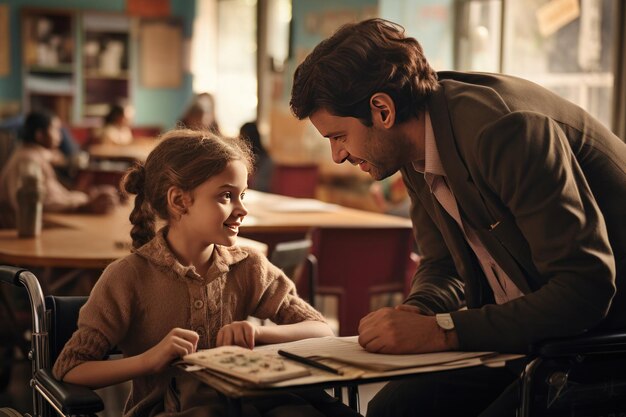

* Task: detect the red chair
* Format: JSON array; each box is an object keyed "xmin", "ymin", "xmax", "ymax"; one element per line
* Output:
[
  {"xmin": 130, "ymin": 125, "xmax": 162, "ymax": 138},
  {"xmin": 68, "ymin": 126, "xmax": 95, "ymax": 147},
  {"xmin": 310, "ymin": 227, "xmax": 414, "ymax": 336},
  {"xmin": 270, "ymin": 164, "xmax": 320, "ymax": 198}
]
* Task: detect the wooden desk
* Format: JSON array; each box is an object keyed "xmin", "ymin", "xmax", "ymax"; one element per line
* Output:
[
  {"xmin": 88, "ymin": 137, "xmax": 158, "ymax": 163},
  {"xmin": 241, "ymin": 190, "xmax": 411, "ymax": 233},
  {"xmin": 0, "ymin": 203, "xmax": 267, "ymax": 269}
]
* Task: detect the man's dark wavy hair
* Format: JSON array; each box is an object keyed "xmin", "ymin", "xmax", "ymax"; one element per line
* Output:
[{"xmin": 290, "ymin": 18, "xmax": 439, "ymax": 126}]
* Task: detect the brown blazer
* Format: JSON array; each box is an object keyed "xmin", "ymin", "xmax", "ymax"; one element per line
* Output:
[{"xmin": 401, "ymin": 72, "xmax": 626, "ymax": 353}]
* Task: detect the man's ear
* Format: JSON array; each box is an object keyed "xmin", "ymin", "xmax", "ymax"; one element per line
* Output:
[
  {"xmin": 167, "ymin": 186, "xmax": 190, "ymax": 218},
  {"xmin": 369, "ymin": 93, "xmax": 396, "ymax": 128}
]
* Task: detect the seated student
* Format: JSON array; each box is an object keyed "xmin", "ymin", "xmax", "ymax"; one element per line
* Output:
[
  {"xmin": 52, "ymin": 129, "xmax": 359, "ymax": 417},
  {"xmin": 178, "ymin": 92, "xmax": 220, "ymax": 133},
  {"xmin": 0, "ymin": 110, "xmax": 119, "ymax": 228},
  {"xmin": 240, "ymin": 121, "xmax": 273, "ymax": 192},
  {"xmin": 95, "ymin": 101, "xmax": 134, "ymax": 145}
]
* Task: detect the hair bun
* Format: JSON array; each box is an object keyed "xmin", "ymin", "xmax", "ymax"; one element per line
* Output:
[{"xmin": 122, "ymin": 163, "xmax": 146, "ymax": 195}]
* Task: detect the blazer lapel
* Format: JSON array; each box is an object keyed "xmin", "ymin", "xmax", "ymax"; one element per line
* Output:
[{"xmin": 426, "ymin": 87, "xmax": 534, "ymax": 294}]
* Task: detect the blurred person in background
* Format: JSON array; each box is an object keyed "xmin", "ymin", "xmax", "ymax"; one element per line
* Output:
[
  {"xmin": 179, "ymin": 92, "xmax": 220, "ymax": 133},
  {"xmin": 95, "ymin": 101, "xmax": 134, "ymax": 145},
  {"xmin": 0, "ymin": 110, "xmax": 119, "ymax": 228},
  {"xmin": 240, "ymin": 121, "xmax": 273, "ymax": 192}
]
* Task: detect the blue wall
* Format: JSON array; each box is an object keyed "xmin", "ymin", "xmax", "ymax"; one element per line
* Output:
[{"xmin": 0, "ymin": 0, "xmax": 195, "ymax": 129}]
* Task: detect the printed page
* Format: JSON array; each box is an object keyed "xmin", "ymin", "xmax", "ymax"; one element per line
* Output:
[
  {"xmin": 184, "ymin": 345, "xmax": 310, "ymax": 385},
  {"xmin": 256, "ymin": 336, "xmax": 494, "ymax": 372}
]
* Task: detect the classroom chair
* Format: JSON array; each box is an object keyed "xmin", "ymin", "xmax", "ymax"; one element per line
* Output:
[
  {"xmin": 310, "ymin": 227, "xmax": 414, "ymax": 336},
  {"xmin": 269, "ymin": 164, "xmax": 320, "ymax": 198},
  {"xmin": 269, "ymin": 239, "xmax": 318, "ymax": 305}
]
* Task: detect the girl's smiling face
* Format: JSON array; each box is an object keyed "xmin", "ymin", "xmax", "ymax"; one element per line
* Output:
[{"xmin": 178, "ymin": 160, "xmax": 249, "ymax": 247}]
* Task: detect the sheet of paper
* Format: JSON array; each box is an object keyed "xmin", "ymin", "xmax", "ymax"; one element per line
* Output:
[{"xmin": 256, "ymin": 336, "xmax": 494, "ymax": 372}]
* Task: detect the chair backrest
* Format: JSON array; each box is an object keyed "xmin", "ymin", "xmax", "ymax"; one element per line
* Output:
[
  {"xmin": 270, "ymin": 164, "xmax": 320, "ymax": 198},
  {"xmin": 45, "ymin": 295, "xmax": 87, "ymax": 365},
  {"xmin": 311, "ymin": 227, "xmax": 414, "ymax": 336},
  {"xmin": 270, "ymin": 239, "xmax": 317, "ymax": 305}
]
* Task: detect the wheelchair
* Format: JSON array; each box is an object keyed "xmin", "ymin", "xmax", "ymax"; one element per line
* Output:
[{"xmin": 0, "ymin": 266, "xmax": 104, "ymax": 417}]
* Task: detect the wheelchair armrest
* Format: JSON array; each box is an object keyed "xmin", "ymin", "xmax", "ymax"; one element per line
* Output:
[
  {"xmin": 34, "ymin": 368, "xmax": 104, "ymax": 415},
  {"xmin": 532, "ymin": 330, "xmax": 626, "ymax": 357}
]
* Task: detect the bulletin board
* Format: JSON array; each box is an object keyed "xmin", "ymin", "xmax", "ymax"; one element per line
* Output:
[
  {"xmin": 139, "ymin": 19, "xmax": 183, "ymax": 88},
  {"xmin": 0, "ymin": 4, "xmax": 9, "ymax": 76}
]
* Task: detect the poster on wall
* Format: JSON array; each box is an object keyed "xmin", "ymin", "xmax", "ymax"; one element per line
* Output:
[
  {"xmin": 139, "ymin": 20, "xmax": 183, "ymax": 88},
  {"xmin": 0, "ymin": 4, "xmax": 9, "ymax": 76}
]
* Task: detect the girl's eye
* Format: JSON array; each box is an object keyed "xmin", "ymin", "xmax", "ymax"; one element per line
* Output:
[
  {"xmin": 222, "ymin": 192, "xmax": 232, "ymax": 200},
  {"xmin": 240, "ymin": 192, "xmax": 246, "ymax": 200}
]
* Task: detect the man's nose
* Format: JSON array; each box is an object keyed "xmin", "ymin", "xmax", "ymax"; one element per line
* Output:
[{"xmin": 330, "ymin": 141, "xmax": 349, "ymax": 164}]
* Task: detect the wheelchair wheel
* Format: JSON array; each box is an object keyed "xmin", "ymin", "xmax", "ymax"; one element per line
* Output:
[{"xmin": 0, "ymin": 408, "xmax": 25, "ymax": 417}]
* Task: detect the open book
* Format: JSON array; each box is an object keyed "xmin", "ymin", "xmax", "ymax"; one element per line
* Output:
[{"xmin": 183, "ymin": 345, "xmax": 310, "ymax": 385}]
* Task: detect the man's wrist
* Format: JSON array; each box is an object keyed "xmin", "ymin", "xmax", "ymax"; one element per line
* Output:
[{"xmin": 435, "ymin": 313, "xmax": 459, "ymax": 350}]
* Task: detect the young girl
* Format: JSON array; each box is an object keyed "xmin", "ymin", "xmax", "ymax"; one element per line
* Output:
[{"xmin": 52, "ymin": 129, "xmax": 357, "ymax": 417}]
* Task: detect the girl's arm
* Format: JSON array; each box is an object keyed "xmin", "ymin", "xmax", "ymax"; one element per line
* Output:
[
  {"xmin": 256, "ymin": 320, "xmax": 333, "ymax": 344},
  {"xmin": 63, "ymin": 328, "xmax": 199, "ymax": 389},
  {"xmin": 216, "ymin": 320, "xmax": 333, "ymax": 349}
]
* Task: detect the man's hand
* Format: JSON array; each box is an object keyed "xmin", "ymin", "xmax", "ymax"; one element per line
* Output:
[
  {"xmin": 358, "ymin": 305, "xmax": 458, "ymax": 354},
  {"xmin": 141, "ymin": 328, "xmax": 199, "ymax": 374},
  {"xmin": 216, "ymin": 321, "xmax": 258, "ymax": 349}
]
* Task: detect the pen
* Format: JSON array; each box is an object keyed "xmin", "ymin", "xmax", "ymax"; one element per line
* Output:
[{"xmin": 277, "ymin": 350, "xmax": 341, "ymax": 375}]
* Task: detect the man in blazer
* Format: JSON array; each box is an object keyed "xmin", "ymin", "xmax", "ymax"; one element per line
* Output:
[{"xmin": 290, "ymin": 18, "xmax": 626, "ymax": 417}]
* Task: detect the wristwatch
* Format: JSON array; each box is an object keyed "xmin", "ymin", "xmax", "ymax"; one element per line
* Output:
[{"xmin": 435, "ymin": 313, "xmax": 455, "ymax": 330}]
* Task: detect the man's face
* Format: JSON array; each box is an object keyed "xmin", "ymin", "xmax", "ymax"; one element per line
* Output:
[{"xmin": 309, "ymin": 108, "xmax": 408, "ymax": 181}]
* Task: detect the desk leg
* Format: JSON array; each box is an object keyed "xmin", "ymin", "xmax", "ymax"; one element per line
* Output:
[
  {"xmin": 333, "ymin": 386, "xmax": 343, "ymax": 402},
  {"xmin": 347, "ymin": 384, "xmax": 360, "ymax": 413}
]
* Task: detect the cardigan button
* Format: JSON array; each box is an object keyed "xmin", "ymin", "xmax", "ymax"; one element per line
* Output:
[
  {"xmin": 195, "ymin": 326, "xmax": 205, "ymax": 336},
  {"xmin": 193, "ymin": 299, "xmax": 204, "ymax": 309}
]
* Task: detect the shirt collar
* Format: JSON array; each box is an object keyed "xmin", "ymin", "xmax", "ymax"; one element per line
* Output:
[
  {"xmin": 411, "ymin": 110, "xmax": 446, "ymax": 178},
  {"xmin": 133, "ymin": 227, "xmax": 249, "ymax": 284}
]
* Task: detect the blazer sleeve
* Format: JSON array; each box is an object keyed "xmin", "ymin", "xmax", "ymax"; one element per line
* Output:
[
  {"xmin": 401, "ymin": 169, "xmax": 466, "ymax": 315},
  {"xmin": 451, "ymin": 111, "xmax": 616, "ymax": 352}
]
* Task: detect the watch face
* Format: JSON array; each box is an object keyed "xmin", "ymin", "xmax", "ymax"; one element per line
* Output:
[{"xmin": 436, "ymin": 314, "xmax": 455, "ymax": 330}]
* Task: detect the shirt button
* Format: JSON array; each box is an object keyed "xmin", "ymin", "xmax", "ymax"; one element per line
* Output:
[
  {"xmin": 193, "ymin": 299, "xmax": 204, "ymax": 309},
  {"xmin": 196, "ymin": 326, "xmax": 205, "ymax": 336}
]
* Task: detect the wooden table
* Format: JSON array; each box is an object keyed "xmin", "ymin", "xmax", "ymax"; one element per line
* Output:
[
  {"xmin": 241, "ymin": 190, "xmax": 411, "ymax": 233},
  {"xmin": 0, "ymin": 203, "xmax": 267, "ymax": 270},
  {"xmin": 88, "ymin": 137, "xmax": 159, "ymax": 163}
]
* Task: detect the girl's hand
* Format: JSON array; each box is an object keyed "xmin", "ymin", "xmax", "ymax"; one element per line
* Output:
[
  {"xmin": 216, "ymin": 321, "xmax": 258, "ymax": 349},
  {"xmin": 141, "ymin": 328, "xmax": 199, "ymax": 374}
]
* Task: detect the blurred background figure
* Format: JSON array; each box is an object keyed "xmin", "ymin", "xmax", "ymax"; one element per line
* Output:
[
  {"xmin": 240, "ymin": 120, "xmax": 273, "ymax": 192},
  {"xmin": 0, "ymin": 110, "xmax": 119, "ymax": 228},
  {"xmin": 369, "ymin": 172, "xmax": 410, "ymax": 218},
  {"xmin": 178, "ymin": 92, "xmax": 220, "ymax": 133},
  {"xmin": 95, "ymin": 101, "xmax": 134, "ymax": 145}
]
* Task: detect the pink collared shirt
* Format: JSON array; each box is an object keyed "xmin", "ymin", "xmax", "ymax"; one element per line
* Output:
[{"xmin": 412, "ymin": 112, "xmax": 524, "ymax": 304}]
